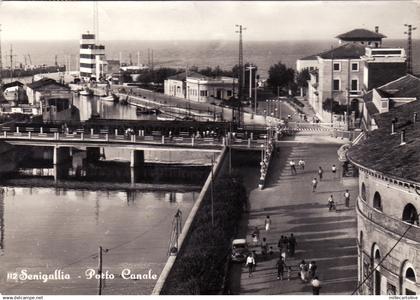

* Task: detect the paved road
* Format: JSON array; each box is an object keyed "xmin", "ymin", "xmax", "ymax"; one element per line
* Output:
[{"xmin": 230, "ymin": 139, "xmax": 358, "ymax": 295}]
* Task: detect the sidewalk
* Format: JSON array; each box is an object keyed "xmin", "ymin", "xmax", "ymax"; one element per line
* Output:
[{"xmin": 238, "ymin": 141, "xmax": 358, "ymax": 295}]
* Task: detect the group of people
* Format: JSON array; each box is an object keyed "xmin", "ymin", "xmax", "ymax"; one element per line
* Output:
[{"xmin": 289, "ymin": 159, "xmax": 305, "ymax": 175}]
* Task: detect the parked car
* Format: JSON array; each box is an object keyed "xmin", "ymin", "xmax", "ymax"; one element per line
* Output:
[{"xmin": 231, "ymin": 238, "xmax": 249, "ymax": 263}]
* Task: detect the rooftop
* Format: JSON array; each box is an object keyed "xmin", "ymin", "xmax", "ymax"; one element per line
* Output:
[
  {"xmin": 348, "ymin": 99, "xmax": 420, "ymax": 183},
  {"xmin": 374, "ymin": 74, "xmax": 420, "ymax": 99},
  {"xmin": 319, "ymin": 43, "xmax": 366, "ymax": 59},
  {"xmin": 26, "ymin": 78, "xmax": 67, "ymax": 91},
  {"xmin": 336, "ymin": 28, "xmax": 386, "ymax": 40},
  {"xmin": 298, "ymin": 54, "xmax": 319, "ymax": 61}
]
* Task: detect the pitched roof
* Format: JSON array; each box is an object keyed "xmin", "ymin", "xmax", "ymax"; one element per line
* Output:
[
  {"xmin": 167, "ymin": 72, "xmax": 187, "ymax": 81},
  {"xmin": 336, "ymin": 28, "xmax": 386, "ymax": 40},
  {"xmin": 2, "ymin": 81, "xmax": 24, "ymax": 91},
  {"xmin": 318, "ymin": 43, "xmax": 366, "ymax": 59},
  {"xmin": 27, "ymin": 78, "xmax": 66, "ymax": 90},
  {"xmin": 374, "ymin": 74, "xmax": 420, "ymax": 99},
  {"xmin": 299, "ymin": 54, "xmax": 318, "ymax": 61},
  {"xmin": 348, "ymin": 99, "xmax": 420, "ymax": 183}
]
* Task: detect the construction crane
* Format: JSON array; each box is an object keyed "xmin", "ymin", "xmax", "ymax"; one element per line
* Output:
[{"xmin": 27, "ymin": 54, "xmax": 32, "ymax": 65}]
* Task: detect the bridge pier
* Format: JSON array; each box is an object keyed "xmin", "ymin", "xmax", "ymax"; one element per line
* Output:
[
  {"xmin": 130, "ymin": 150, "xmax": 145, "ymax": 168},
  {"xmin": 53, "ymin": 146, "xmax": 71, "ymax": 165},
  {"xmin": 86, "ymin": 147, "xmax": 101, "ymax": 162}
]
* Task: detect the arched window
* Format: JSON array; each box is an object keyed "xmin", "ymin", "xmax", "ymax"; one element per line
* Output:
[
  {"xmin": 406, "ymin": 268, "xmax": 416, "ymax": 282},
  {"xmin": 402, "ymin": 204, "xmax": 419, "ymax": 225},
  {"xmin": 373, "ymin": 192, "xmax": 382, "ymax": 211},
  {"xmin": 373, "ymin": 248, "xmax": 381, "ymax": 295},
  {"xmin": 401, "ymin": 261, "xmax": 417, "ymax": 295},
  {"xmin": 361, "ymin": 183, "xmax": 367, "ymax": 201}
]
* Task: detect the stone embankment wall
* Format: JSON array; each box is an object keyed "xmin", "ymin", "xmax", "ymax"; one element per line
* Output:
[
  {"xmin": 0, "ymin": 142, "xmax": 16, "ymax": 178},
  {"xmin": 152, "ymin": 147, "xmax": 229, "ymax": 294}
]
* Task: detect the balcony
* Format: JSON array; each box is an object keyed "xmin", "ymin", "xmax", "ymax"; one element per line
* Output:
[{"xmin": 357, "ymin": 196, "xmax": 419, "ymax": 242}]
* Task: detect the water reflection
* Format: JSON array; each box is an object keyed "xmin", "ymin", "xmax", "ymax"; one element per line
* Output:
[
  {"xmin": 0, "ymin": 186, "xmax": 196, "ymax": 294},
  {"xmin": 72, "ymin": 94, "xmax": 157, "ymax": 121}
]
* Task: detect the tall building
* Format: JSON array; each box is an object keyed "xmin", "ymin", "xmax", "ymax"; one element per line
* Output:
[
  {"xmin": 348, "ymin": 100, "xmax": 420, "ymax": 295},
  {"xmin": 79, "ymin": 33, "xmax": 105, "ymax": 80},
  {"xmin": 299, "ymin": 28, "xmax": 406, "ymax": 123}
]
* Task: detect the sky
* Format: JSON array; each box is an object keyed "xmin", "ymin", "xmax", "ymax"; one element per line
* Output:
[{"xmin": 0, "ymin": 1, "xmax": 419, "ymax": 41}]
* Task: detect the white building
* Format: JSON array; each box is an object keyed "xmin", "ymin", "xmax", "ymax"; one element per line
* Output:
[
  {"xmin": 79, "ymin": 33, "xmax": 106, "ymax": 81},
  {"xmin": 164, "ymin": 72, "xmax": 238, "ymax": 103}
]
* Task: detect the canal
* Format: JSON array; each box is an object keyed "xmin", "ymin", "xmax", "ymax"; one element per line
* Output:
[{"xmin": 0, "ymin": 146, "xmax": 215, "ymax": 295}]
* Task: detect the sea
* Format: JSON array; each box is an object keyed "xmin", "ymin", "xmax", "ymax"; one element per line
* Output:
[{"xmin": 4, "ymin": 39, "xmax": 420, "ymax": 78}]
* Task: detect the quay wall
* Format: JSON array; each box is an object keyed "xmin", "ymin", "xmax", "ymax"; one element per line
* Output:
[
  {"xmin": 0, "ymin": 142, "xmax": 17, "ymax": 178},
  {"xmin": 152, "ymin": 146, "xmax": 229, "ymax": 294}
]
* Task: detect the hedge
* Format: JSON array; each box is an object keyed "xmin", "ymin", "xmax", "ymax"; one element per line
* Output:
[{"xmin": 161, "ymin": 173, "xmax": 247, "ymax": 294}]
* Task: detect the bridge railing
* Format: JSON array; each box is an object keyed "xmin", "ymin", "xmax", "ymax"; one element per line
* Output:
[{"xmin": 0, "ymin": 129, "xmax": 271, "ymax": 150}]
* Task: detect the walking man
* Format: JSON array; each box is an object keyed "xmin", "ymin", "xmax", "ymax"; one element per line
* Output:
[
  {"xmin": 318, "ymin": 166, "xmax": 323, "ymax": 181},
  {"xmin": 290, "ymin": 160, "xmax": 297, "ymax": 175},
  {"xmin": 328, "ymin": 195, "xmax": 335, "ymax": 211},
  {"xmin": 276, "ymin": 257, "xmax": 287, "ymax": 280},
  {"xmin": 311, "ymin": 277, "xmax": 321, "ymax": 295},
  {"xmin": 298, "ymin": 159, "xmax": 305, "ymax": 170},
  {"xmin": 312, "ymin": 177, "xmax": 318, "ymax": 192},
  {"xmin": 344, "ymin": 189, "xmax": 350, "ymax": 208},
  {"xmin": 246, "ymin": 253, "xmax": 256, "ymax": 277},
  {"xmin": 331, "ymin": 164, "xmax": 337, "ymax": 178},
  {"xmin": 288, "ymin": 233, "xmax": 297, "ymax": 256},
  {"xmin": 265, "ymin": 215, "xmax": 272, "ymax": 231}
]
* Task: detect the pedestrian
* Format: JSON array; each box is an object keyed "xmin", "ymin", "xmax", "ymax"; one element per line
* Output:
[
  {"xmin": 290, "ymin": 160, "xmax": 297, "ymax": 175},
  {"xmin": 312, "ymin": 177, "xmax": 318, "ymax": 192},
  {"xmin": 298, "ymin": 159, "xmax": 305, "ymax": 170},
  {"xmin": 269, "ymin": 246, "xmax": 274, "ymax": 255},
  {"xmin": 252, "ymin": 226, "xmax": 260, "ymax": 245},
  {"xmin": 344, "ymin": 189, "xmax": 350, "ymax": 208},
  {"xmin": 278, "ymin": 235, "xmax": 284, "ymax": 252},
  {"xmin": 309, "ymin": 261, "xmax": 317, "ymax": 279},
  {"xmin": 331, "ymin": 164, "xmax": 337, "ymax": 178},
  {"xmin": 276, "ymin": 257, "xmax": 286, "ymax": 280},
  {"xmin": 264, "ymin": 215, "xmax": 272, "ymax": 231},
  {"xmin": 245, "ymin": 253, "xmax": 255, "ymax": 277},
  {"xmin": 261, "ymin": 237, "xmax": 268, "ymax": 256},
  {"xmin": 299, "ymin": 260, "xmax": 309, "ymax": 283},
  {"xmin": 311, "ymin": 277, "xmax": 321, "ymax": 295},
  {"xmin": 328, "ymin": 195, "xmax": 335, "ymax": 211},
  {"xmin": 252, "ymin": 251, "xmax": 257, "ymax": 272},
  {"xmin": 318, "ymin": 166, "xmax": 323, "ymax": 181},
  {"xmin": 288, "ymin": 233, "xmax": 297, "ymax": 256}
]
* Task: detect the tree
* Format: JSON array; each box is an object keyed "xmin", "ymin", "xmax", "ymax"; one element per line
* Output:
[
  {"xmin": 296, "ymin": 68, "xmax": 310, "ymax": 89},
  {"xmin": 267, "ymin": 61, "xmax": 295, "ymax": 94}
]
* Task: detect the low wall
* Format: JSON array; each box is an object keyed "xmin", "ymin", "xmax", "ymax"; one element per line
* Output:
[{"xmin": 152, "ymin": 146, "xmax": 228, "ymax": 295}]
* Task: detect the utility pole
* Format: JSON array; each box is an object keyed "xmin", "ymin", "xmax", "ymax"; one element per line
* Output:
[
  {"xmin": 137, "ymin": 51, "xmax": 140, "ymax": 67},
  {"xmin": 9, "ymin": 45, "xmax": 17, "ymax": 82},
  {"xmin": 97, "ymin": 246, "xmax": 103, "ymax": 295},
  {"xmin": 210, "ymin": 156, "xmax": 214, "ymax": 227},
  {"xmin": 235, "ymin": 24, "xmax": 246, "ymax": 126},
  {"xmin": 330, "ymin": 45, "xmax": 334, "ymax": 126},
  {"xmin": 246, "ymin": 65, "xmax": 255, "ymax": 98},
  {"xmin": 404, "ymin": 24, "xmax": 417, "ymax": 75}
]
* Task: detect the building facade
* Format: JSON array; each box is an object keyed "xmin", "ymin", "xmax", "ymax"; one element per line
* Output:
[
  {"xmin": 26, "ymin": 78, "xmax": 73, "ymax": 121},
  {"xmin": 79, "ymin": 33, "xmax": 106, "ymax": 80},
  {"xmin": 164, "ymin": 72, "xmax": 237, "ymax": 103},
  {"xmin": 348, "ymin": 101, "xmax": 420, "ymax": 295}
]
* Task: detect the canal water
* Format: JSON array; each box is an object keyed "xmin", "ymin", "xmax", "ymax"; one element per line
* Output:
[
  {"xmin": 72, "ymin": 94, "xmax": 157, "ymax": 122},
  {"xmin": 0, "ymin": 186, "xmax": 197, "ymax": 295},
  {"xmin": 0, "ymin": 146, "xmax": 214, "ymax": 294}
]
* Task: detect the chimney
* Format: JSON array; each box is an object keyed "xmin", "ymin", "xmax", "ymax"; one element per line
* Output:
[
  {"xmin": 400, "ymin": 129, "xmax": 406, "ymax": 145},
  {"xmin": 414, "ymin": 112, "xmax": 418, "ymax": 123},
  {"xmin": 375, "ymin": 26, "xmax": 379, "ymax": 33}
]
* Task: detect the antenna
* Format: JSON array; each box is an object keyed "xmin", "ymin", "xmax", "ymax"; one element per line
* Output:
[
  {"xmin": 235, "ymin": 24, "xmax": 246, "ymax": 126},
  {"xmin": 93, "ymin": 2, "xmax": 99, "ymax": 42},
  {"xmin": 404, "ymin": 24, "xmax": 417, "ymax": 74}
]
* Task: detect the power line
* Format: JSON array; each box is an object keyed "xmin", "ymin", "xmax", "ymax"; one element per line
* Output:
[{"xmin": 351, "ymin": 214, "xmax": 419, "ymax": 295}]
